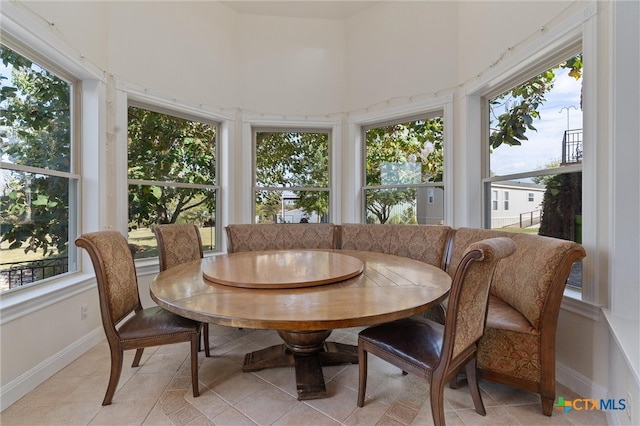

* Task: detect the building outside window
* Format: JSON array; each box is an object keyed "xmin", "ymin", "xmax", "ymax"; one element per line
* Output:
[
  {"xmin": 253, "ymin": 129, "xmax": 330, "ymax": 224},
  {"xmin": 363, "ymin": 115, "xmax": 444, "ymax": 225},
  {"xmin": 127, "ymin": 104, "xmax": 219, "ymax": 258},
  {"xmin": 0, "ymin": 44, "xmax": 78, "ymax": 292}
]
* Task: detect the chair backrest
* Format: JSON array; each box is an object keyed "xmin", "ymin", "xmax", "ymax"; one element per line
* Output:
[
  {"xmin": 439, "ymin": 237, "xmax": 517, "ymax": 365},
  {"xmin": 75, "ymin": 231, "xmax": 142, "ymax": 342},
  {"xmin": 154, "ymin": 224, "xmax": 203, "ymax": 271}
]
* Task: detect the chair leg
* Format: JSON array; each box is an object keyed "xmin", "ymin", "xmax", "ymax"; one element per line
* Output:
[
  {"xmin": 465, "ymin": 357, "xmax": 486, "ymax": 416},
  {"xmin": 357, "ymin": 343, "xmax": 368, "ymax": 407},
  {"xmin": 202, "ymin": 323, "xmax": 211, "ymax": 357},
  {"xmin": 190, "ymin": 334, "xmax": 200, "ymax": 398},
  {"xmin": 429, "ymin": 379, "xmax": 446, "ymax": 426},
  {"xmin": 131, "ymin": 348, "xmax": 144, "ymax": 367},
  {"xmin": 448, "ymin": 370, "xmax": 460, "ymax": 389},
  {"xmin": 103, "ymin": 350, "xmax": 124, "ymax": 406}
]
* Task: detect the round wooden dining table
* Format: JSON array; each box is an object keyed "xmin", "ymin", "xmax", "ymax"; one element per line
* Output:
[{"xmin": 150, "ymin": 249, "xmax": 451, "ymax": 400}]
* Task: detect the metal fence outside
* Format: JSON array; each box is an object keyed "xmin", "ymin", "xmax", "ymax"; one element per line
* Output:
[{"xmin": 0, "ymin": 257, "xmax": 68, "ymax": 290}]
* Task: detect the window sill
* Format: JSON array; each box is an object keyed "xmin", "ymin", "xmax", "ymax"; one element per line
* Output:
[
  {"xmin": 561, "ymin": 288, "xmax": 603, "ymax": 321},
  {"xmin": 0, "ymin": 273, "xmax": 96, "ymax": 325},
  {"xmin": 134, "ymin": 257, "xmax": 161, "ymax": 277}
]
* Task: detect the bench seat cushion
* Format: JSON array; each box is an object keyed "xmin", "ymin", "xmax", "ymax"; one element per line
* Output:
[{"xmin": 485, "ymin": 295, "xmax": 537, "ymax": 335}]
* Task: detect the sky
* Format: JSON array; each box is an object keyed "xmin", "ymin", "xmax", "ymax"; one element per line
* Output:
[{"xmin": 490, "ymin": 67, "xmax": 583, "ymax": 177}]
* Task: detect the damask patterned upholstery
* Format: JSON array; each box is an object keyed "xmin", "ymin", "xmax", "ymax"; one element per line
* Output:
[
  {"xmin": 154, "ymin": 223, "xmax": 203, "ymax": 271},
  {"xmin": 75, "ymin": 230, "xmax": 202, "ymax": 405},
  {"xmin": 153, "ymin": 224, "xmax": 211, "ymax": 357},
  {"xmin": 339, "ymin": 223, "xmax": 452, "ymax": 268},
  {"xmin": 357, "ymin": 237, "xmax": 516, "ymax": 426},
  {"xmin": 447, "ymin": 227, "xmax": 586, "ymax": 416},
  {"xmin": 225, "ymin": 223, "xmax": 339, "ymax": 253}
]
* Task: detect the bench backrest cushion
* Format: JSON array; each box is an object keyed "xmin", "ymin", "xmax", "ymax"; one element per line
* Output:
[
  {"xmin": 449, "ymin": 228, "xmax": 586, "ymax": 329},
  {"xmin": 225, "ymin": 223, "xmax": 339, "ymax": 253},
  {"xmin": 493, "ymin": 232, "xmax": 585, "ymax": 329},
  {"xmin": 339, "ymin": 223, "xmax": 452, "ymax": 268},
  {"xmin": 447, "ymin": 228, "xmax": 510, "ymax": 278}
]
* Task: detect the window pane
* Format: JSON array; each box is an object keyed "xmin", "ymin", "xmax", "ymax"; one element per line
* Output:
[
  {"xmin": 489, "ymin": 59, "xmax": 583, "ymax": 176},
  {"xmin": 488, "ymin": 172, "xmax": 582, "ymax": 288},
  {"xmin": 255, "ymin": 190, "xmax": 329, "ymax": 224},
  {"xmin": 127, "ymin": 106, "xmax": 216, "ymax": 184},
  {"xmin": 364, "ymin": 116, "xmax": 444, "ymax": 224},
  {"xmin": 255, "ymin": 131, "xmax": 329, "ymax": 188},
  {"xmin": 1, "ymin": 45, "xmax": 72, "ymax": 172},
  {"xmin": 127, "ymin": 185, "xmax": 216, "ymax": 259},
  {"xmin": 365, "ymin": 187, "xmax": 444, "ymax": 225},
  {"xmin": 1, "ymin": 171, "xmax": 76, "ymax": 291},
  {"xmin": 1, "ymin": 45, "xmax": 76, "ymax": 292},
  {"xmin": 127, "ymin": 106, "xmax": 218, "ymax": 258},
  {"xmin": 365, "ymin": 118, "xmax": 443, "ymax": 186}
]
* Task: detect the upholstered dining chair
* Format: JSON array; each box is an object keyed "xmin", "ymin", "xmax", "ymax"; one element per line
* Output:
[
  {"xmin": 153, "ymin": 223, "xmax": 210, "ymax": 357},
  {"xmin": 356, "ymin": 237, "xmax": 517, "ymax": 426},
  {"xmin": 75, "ymin": 230, "xmax": 202, "ymax": 406}
]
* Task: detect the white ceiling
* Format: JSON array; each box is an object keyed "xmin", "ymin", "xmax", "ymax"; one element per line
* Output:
[{"xmin": 220, "ymin": 1, "xmax": 383, "ymax": 20}]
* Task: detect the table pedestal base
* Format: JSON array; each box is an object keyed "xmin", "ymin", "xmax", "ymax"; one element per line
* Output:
[{"xmin": 242, "ymin": 330, "xmax": 358, "ymax": 400}]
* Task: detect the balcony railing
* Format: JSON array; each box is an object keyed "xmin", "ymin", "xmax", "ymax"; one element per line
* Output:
[{"xmin": 562, "ymin": 129, "xmax": 583, "ymax": 165}]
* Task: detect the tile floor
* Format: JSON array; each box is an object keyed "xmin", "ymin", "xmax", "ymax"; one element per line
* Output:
[{"xmin": 1, "ymin": 325, "xmax": 608, "ymax": 425}]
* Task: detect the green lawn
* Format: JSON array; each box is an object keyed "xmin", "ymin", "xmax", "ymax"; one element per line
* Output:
[
  {"xmin": 1, "ymin": 226, "xmax": 217, "ymax": 264},
  {"xmin": 128, "ymin": 227, "xmax": 216, "ymax": 260},
  {"xmin": 496, "ymin": 226, "xmax": 540, "ymax": 234},
  {"xmin": 0, "ymin": 241, "xmax": 63, "ymax": 264}
]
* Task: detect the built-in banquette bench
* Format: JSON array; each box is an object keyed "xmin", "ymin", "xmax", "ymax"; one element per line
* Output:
[
  {"xmin": 225, "ymin": 223, "xmax": 586, "ymax": 416},
  {"xmin": 225, "ymin": 223, "xmax": 339, "ymax": 253}
]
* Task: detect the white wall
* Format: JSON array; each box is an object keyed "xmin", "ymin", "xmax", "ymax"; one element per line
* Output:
[
  {"xmin": 345, "ymin": 1, "xmax": 458, "ymax": 112},
  {"xmin": 457, "ymin": 1, "xmax": 574, "ymax": 84},
  {"xmin": 1, "ymin": 1, "xmax": 639, "ymax": 421},
  {"xmin": 106, "ymin": 2, "xmax": 240, "ymax": 108},
  {"xmin": 236, "ymin": 14, "xmax": 347, "ymax": 116},
  {"xmin": 21, "ymin": 1, "xmax": 110, "ymax": 70}
]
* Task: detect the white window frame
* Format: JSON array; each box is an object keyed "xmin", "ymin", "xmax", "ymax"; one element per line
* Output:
[
  {"xmin": 348, "ymin": 96, "xmax": 454, "ymax": 225},
  {"xmin": 126, "ymin": 102, "xmax": 221, "ymax": 254},
  {"xmin": 115, "ymin": 83, "xmax": 232, "ymax": 263},
  {"xmin": 0, "ymin": 3, "xmax": 105, "ymax": 322},
  {"xmin": 252, "ymin": 126, "xmax": 332, "ymax": 224},
  {"xmin": 0, "ymin": 42, "xmax": 79, "ymax": 292},
  {"xmin": 463, "ymin": 1, "xmax": 599, "ymax": 314},
  {"xmin": 242, "ymin": 115, "xmax": 341, "ymax": 225}
]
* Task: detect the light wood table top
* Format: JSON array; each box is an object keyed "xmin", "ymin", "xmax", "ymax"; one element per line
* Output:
[
  {"xmin": 202, "ymin": 250, "xmax": 364, "ymax": 289},
  {"xmin": 151, "ymin": 249, "xmax": 451, "ymax": 400},
  {"xmin": 151, "ymin": 249, "xmax": 451, "ymax": 331}
]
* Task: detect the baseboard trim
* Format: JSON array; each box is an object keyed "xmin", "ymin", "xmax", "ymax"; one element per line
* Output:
[
  {"xmin": 556, "ymin": 360, "xmax": 609, "ymax": 401},
  {"xmin": 0, "ymin": 327, "xmax": 104, "ymax": 411}
]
